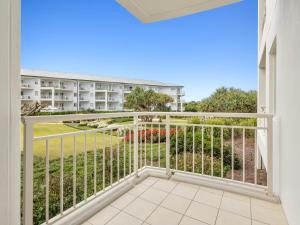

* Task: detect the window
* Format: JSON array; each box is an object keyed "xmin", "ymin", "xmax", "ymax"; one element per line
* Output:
[
  {"xmin": 74, "ymin": 82, "xmax": 76, "ymax": 87},
  {"xmin": 74, "ymin": 93, "xmax": 77, "ymax": 97},
  {"xmin": 21, "ymin": 91, "xmax": 23, "ymax": 95},
  {"xmin": 74, "ymin": 103, "xmax": 77, "ymax": 107},
  {"xmin": 90, "ymin": 84, "xmax": 93, "ymax": 88},
  {"xmin": 35, "ymin": 81, "xmax": 38, "ymax": 85}
]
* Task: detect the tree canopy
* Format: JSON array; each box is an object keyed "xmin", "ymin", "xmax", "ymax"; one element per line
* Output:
[
  {"xmin": 124, "ymin": 87, "xmax": 173, "ymax": 111},
  {"xmin": 184, "ymin": 87, "xmax": 257, "ymax": 113}
]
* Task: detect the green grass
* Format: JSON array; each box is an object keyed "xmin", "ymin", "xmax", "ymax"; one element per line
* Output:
[{"xmin": 21, "ymin": 123, "xmax": 118, "ymax": 159}]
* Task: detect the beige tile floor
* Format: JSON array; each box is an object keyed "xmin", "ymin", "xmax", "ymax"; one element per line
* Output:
[{"xmin": 83, "ymin": 177, "xmax": 288, "ymax": 225}]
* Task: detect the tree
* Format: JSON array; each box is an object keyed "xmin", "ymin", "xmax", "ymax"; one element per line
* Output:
[
  {"xmin": 124, "ymin": 87, "xmax": 173, "ymax": 112},
  {"xmin": 184, "ymin": 87, "xmax": 257, "ymax": 113},
  {"xmin": 21, "ymin": 102, "xmax": 47, "ymax": 116}
]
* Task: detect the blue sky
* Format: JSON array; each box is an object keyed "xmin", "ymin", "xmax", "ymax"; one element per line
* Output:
[{"xmin": 21, "ymin": 0, "xmax": 258, "ymax": 101}]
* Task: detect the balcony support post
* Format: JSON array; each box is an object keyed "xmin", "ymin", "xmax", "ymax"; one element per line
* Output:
[
  {"xmin": 267, "ymin": 117, "xmax": 273, "ymax": 196},
  {"xmin": 166, "ymin": 115, "xmax": 171, "ymax": 176},
  {"xmin": 23, "ymin": 120, "xmax": 34, "ymax": 225},
  {"xmin": 134, "ymin": 115, "xmax": 139, "ymax": 176}
]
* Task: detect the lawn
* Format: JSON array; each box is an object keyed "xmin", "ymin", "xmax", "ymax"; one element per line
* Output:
[{"xmin": 21, "ymin": 123, "xmax": 119, "ymax": 159}]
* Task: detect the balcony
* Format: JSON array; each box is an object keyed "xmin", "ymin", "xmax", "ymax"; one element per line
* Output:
[
  {"xmin": 55, "ymin": 96, "xmax": 73, "ymax": 101},
  {"xmin": 21, "ymin": 84, "xmax": 33, "ymax": 89},
  {"xmin": 21, "ymin": 112, "xmax": 286, "ymax": 225},
  {"xmin": 40, "ymin": 95, "xmax": 52, "ymax": 101},
  {"xmin": 21, "ymin": 95, "xmax": 33, "ymax": 100},
  {"xmin": 108, "ymin": 97, "xmax": 118, "ymax": 102},
  {"xmin": 55, "ymin": 85, "xmax": 74, "ymax": 91},
  {"xmin": 79, "ymin": 96, "xmax": 89, "ymax": 101},
  {"xmin": 79, "ymin": 87, "xmax": 90, "ymax": 92},
  {"xmin": 95, "ymin": 96, "xmax": 106, "ymax": 101}
]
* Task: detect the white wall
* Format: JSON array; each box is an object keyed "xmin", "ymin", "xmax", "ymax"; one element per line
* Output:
[
  {"xmin": 0, "ymin": 0, "xmax": 20, "ymax": 224},
  {"xmin": 258, "ymin": 0, "xmax": 300, "ymax": 224}
]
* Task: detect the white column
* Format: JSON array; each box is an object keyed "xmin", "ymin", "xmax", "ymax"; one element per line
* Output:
[
  {"xmin": 0, "ymin": 0, "xmax": 20, "ymax": 224},
  {"xmin": 51, "ymin": 87, "xmax": 55, "ymax": 108},
  {"xmin": 105, "ymin": 90, "xmax": 108, "ymax": 110}
]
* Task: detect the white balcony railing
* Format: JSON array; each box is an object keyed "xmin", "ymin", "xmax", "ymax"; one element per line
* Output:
[
  {"xmin": 55, "ymin": 96, "xmax": 73, "ymax": 101},
  {"xmin": 21, "ymin": 84, "xmax": 32, "ymax": 89},
  {"xmin": 21, "ymin": 112, "xmax": 273, "ymax": 225},
  {"xmin": 21, "ymin": 95, "xmax": 33, "ymax": 100},
  {"xmin": 95, "ymin": 96, "xmax": 106, "ymax": 101},
  {"xmin": 40, "ymin": 95, "xmax": 52, "ymax": 100}
]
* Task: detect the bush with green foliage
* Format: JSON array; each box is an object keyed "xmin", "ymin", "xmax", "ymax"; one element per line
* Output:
[
  {"xmin": 184, "ymin": 87, "xmax": 257, "ymax": 113},
  {"xmin": 124, "ymin": 87, "xmax": 173, "ymax": 112}
]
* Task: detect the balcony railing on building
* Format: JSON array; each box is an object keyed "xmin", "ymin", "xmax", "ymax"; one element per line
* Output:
[
  {"xmin": 21, "ymin": 95, "xmax": 33, "ymax": 100},
  {"xmin": 21, "ymin": 84, "xmax": 32, "ymax": 89},
  {"xmin": 21, "ymin": 112, "xmax": 274, "ymax": 225}
]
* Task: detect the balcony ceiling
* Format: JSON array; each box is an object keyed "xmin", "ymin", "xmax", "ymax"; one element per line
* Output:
[{"xmin": 117, "ymin": 0, "xmax": 240, "ymax": 23}]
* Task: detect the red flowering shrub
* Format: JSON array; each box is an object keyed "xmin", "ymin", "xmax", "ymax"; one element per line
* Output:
[{"xmin": 124, "ymin": 128, "xmax": 177, "ymax": 143}]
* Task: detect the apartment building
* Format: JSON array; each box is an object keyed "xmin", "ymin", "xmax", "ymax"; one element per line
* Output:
[{"xmin": 21, "ymin": 69, "xmax": 184, "ymax": 112}]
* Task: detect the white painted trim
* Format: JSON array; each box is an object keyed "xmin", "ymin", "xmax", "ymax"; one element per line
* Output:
[
  {"xmin": 22, "ymin": 111, "xmax": 273, "ymax": 123},
  {"xmin": 0, "ymin": 0, "xmax": 20, "ymax": 224}
]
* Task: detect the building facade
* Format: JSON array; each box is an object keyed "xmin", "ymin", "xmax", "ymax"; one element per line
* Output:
[
  {"xmin": 21, "ymin": 69, "xmax": 184, "ymax": 112},
  {"xmin": 258, "ymin": 1, "xmax": 300, "ymax": 224}
]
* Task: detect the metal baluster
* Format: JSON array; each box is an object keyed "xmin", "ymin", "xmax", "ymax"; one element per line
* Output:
[
  {"xmin": 176, "ymin": 125, "xmax": 178, "ymax": 170},
  {"xmin": 192, "ymin": 125, "xmax": 195, "ymax": 173},
  {"xmin": 94, "ymin": 133, "xmax": 97, "ymax": 195},
  {"xmin": 232, "ymin": 128, "xmax": 235, "ymax": 180},
  {"xmin": 139, "ymin": 126, "xmax": 142, "ymax": 168},
  {"xmin": 110, "ymin": 129, "xmax": 113, "ymax": 186},
  {"xmin": 144, "ymin": 124, "xmax": 147, "ymax": 166},
  {"xmin": 73, "ymin": 136, "xmax": 76, "ymax": 207},
  {"xmin": 151, "ymin": 124, "xmax": 153, "ymax": 167},
  {"xmin": 123, "ymin": 129, "xmax": 126, "ymax": 178},
  {"xmin": 84, "ymin": 134, "xmax": 87, "ymax": 201},
  {"xmin": 221, "ymin": 128, "xmax": 224, "ymax": 178},
  {"xmin": 211, "ymin": 127, "xmax": 214, "ymax": 176},
  {"xmin": 243, "ymin": 128, "xmax": 246, "ymax": 183},
  {"xmin": 254, "ymin": 130, "xmax": 258, "ymax": 185},
  {"xmin": 45, "ymin": 139, "xmax": 49, "ymax": 222},
  {"xmin": 158, "ymin": 123, "xmax": 161, "ymax": 167},
  {"xmin": 184, "ymin": 126, "xmax": 186, "ymax": 171},
  {"xmin": 60, "ymin": 137, "xmax": 64, "ymax": 214},
  {"xmin": 117, "ymin": 129, "xmax": 120, "ymax": 182},
  {"xmin": 129, "ymin": 128, "xmax": 132, "ymax": 174},
  {"xmin": 102, "ymin": 130, "xmax": 106, "ymax": 190},
  {"xmin": 201, "ymin": 126, "xmax": 204, "ymax": 174}
]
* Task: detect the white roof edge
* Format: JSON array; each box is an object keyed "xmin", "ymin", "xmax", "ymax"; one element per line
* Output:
[
  {"xmin": 117, "ymin": 0, "xmax": 241, "ymax": 23},
  {"xmin": 20, "ymin": 69, "xmax": 183, "ymax": 87}
]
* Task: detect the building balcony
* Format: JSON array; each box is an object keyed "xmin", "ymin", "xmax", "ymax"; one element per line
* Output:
[
  {"xmin": 95, "ymin": 96, "xmax": 106, "ymax": 101},
  {"xmin": 55, "ymin": 96, "xmax": 73, "ymax": 101},
  {"xmin": 21, "ymin": 84, "xmax": 33, "ymax": 89},
  {"xmin": 40, "ymin": 95, "xmax": 52, "ymax": 101},
  {"xmin": 79, "ymin": 87, "xmax": 90, "ymax": 92},
  {"xmin": 79, "ymin": 97, "xmax": 89, "ymax": 101},
  {"xmin": 21, "ymin": 112, "xmax": 286, "ymax": 225},
  {"xmin": 108, "ymin": 97, "xmax": 118, "ymax": 102},
  {"xmin": 55, "ymin": 85, "xmax": 74, "ymax": 91},
  {"xmin": 95, "ymin": 106, "xmax": 106, "ymax": 110},
  {"xmin": 21, "ymin": 95, "xmax": 33, "ymax": 100}
]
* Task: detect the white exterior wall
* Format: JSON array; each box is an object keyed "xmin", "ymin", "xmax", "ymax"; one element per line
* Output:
[
  {"xmin": 258, "ymin": 1, "xmax": 300, "ymax": 224},
  {"xmin": 21, "ymin": 73, "xmax": 184, "ymax": 112},
  {"xmin": 0, "ymin": 0, "xmax": 20, "ymax": 224}
]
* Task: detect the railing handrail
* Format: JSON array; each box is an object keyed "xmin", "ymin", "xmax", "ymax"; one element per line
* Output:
[
  {"xmin": 21, "ymin": 111, "xmax": 273, "ymax": 124},
  {"xmin": 22, "ymin": 111, "xmax": 274, "ymax": 225}
]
